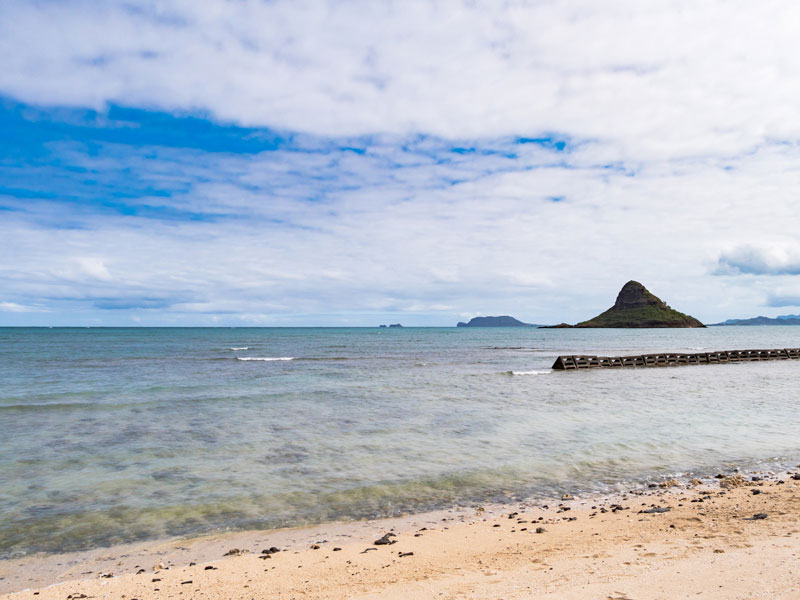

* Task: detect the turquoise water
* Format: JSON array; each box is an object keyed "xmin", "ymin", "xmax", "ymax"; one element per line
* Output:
[{"xmin": 1, "ymin": 326, "xmax": 799, "ymax": 557}]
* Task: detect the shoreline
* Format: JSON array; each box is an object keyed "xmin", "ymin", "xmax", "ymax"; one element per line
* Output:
[
  {"xmin": 2, "ymin": 465, "xmax": 798, "ymax": 599},
  {"xmin": 3, "ymin": 454, "xmax": 796, "ymax": 560}
]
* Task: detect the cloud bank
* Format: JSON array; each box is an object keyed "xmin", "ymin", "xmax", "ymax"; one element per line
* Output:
[
  {"xmin": 3, "ymin": 0, "xmax": 800, "ymax": 158},
  {"xmin": 2, "ymin": 0, "xmax": 800, "ymax": 324},
  {"xmin": 716, "ymin": 245, "xmax": 800, "ymax": 276}
]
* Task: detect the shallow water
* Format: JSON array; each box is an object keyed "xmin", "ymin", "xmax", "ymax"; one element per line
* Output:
[{"xmin": 1, "ymin": 326, "xmax": 798, "ymax": 556}]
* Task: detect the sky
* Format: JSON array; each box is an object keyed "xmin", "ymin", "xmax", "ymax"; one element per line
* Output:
[{"xmin": 2, "ymin": 0, "xmax": 800, "ymax": 326}]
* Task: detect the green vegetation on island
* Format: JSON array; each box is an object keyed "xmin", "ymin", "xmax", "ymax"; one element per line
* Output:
[{"xmin": 571, "ymin": 281, "xmax": 705, "ymax": 328}]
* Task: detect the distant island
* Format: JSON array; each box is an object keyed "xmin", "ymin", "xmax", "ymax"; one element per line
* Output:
[
  {"xmin": 457, "ymin": 316, "xmax": 533, "ymax": 327},
  {"xmin": 711, "ymin": 315, "xmax": 800, "ymax": 326},
  {"xmin": 379, "ymin": 323, "xmax": 404, "ymax": 328},
  {"xmin": 542, "ymin": 281, "xmax": 705, "ymax": 328}
]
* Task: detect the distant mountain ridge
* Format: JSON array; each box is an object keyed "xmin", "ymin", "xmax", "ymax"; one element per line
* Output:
[
  {"xmin": 711, "ymin": 315, "xmax": 800, "ymax": 326},
  {"xmin": 456, "ymin": 316, "xmax": 533, "ymax": 327}
]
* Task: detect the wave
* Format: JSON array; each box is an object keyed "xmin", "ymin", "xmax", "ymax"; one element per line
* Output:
[
  {"xmin": 236, "ymin": 356, "xmax": 295, "ymax": 362},
  {"xmin": 486, "ymin": 346, "xmax": 543, "ymax": 351},
  {"xmin": 0, "ymin": 401, "xmax": 99, "ymax": 412},
  {"xmin": 229, "ymin": 347, "xmax": 249, "ymax": 351},
  {"xmin": 506, "ymin": 369, "xmax": 552, "ymax": 376},
  {"xmin": 216, "ymin": 356, "xmax": 360, "ymax": 362}
]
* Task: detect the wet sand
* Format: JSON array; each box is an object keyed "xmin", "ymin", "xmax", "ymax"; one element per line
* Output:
[{"xmin": 2, "ymin": 471, "xmax": 798, "ymax": 599}]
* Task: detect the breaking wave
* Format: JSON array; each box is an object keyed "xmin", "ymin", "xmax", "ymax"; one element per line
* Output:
[
  {"xmin": 236, "ymin": 357, "xmax": 295, "ymax": 362},
  {"xmin": 506, "ymin": 369, "xmax": 552, "ymax": 376}
]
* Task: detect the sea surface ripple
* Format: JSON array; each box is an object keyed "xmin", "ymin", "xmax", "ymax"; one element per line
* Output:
[{"xmin": 0, "ymin": 326, "xmax": 798, "ymax": 556}]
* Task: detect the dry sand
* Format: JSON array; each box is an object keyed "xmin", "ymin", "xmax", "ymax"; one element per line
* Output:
[{"xmin": 2, "ymin": 472, "xmax": 798, "ymax": 599}]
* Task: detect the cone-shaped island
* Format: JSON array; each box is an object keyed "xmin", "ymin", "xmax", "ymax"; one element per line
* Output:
[{"xmin": 573, "ymin": 280, "xmax": 705, "ymax": 328}]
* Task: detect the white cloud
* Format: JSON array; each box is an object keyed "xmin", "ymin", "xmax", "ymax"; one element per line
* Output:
[
  {"xmin": 716, "ymin": 244, "xmax": 800, "ymax": 276},
  {"xmin": 2, "ymin": 1, "xmax": 800, "ymax": 325},
  {"xmin": 2, "ymin": 136, "xmax": 800, "ymax": 325},
  {"xmin": 768, "ymin": 294, "xmax": 800, "ymax": 308},
  {"xmin": 2, "ymin": 0, "xmax": 800, "ymax": 164},
  {"xmin": 76, "ymin": 258, "xmax": 113, "ymax": 281},
  {"xmin": 0, "ymin": 301, "xmax": 48, "ymax": 313}
]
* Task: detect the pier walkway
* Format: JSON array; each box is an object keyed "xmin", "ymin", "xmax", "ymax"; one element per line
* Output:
[{"xmin": 552, "ymin": 348, "xmax": 800, "ymax": 370}]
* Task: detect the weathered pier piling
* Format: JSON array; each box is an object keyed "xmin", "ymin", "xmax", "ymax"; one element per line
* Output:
[{"xmin": 552, "ymin": 348, "xmax": 800, "ymax": 370}]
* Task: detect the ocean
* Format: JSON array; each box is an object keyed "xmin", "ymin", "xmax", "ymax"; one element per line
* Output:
[{"xmin": 1, "ymin": 326, "xmax": 798, "ymax": 558}]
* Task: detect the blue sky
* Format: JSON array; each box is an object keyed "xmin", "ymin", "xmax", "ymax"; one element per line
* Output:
[{"xmin": 2, "ymin": 0, "xmax": 800, "ymax": 325}]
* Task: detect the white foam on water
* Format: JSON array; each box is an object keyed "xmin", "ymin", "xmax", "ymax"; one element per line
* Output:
[
  {"xmin": 229, "ymin": 347, "xmax": 249, "ymax": 350},
  {"xmin": 236, "ymin": 356, "xmax": 294, "ymax": 361},
  {"xmin": 509, "ymin": 369, "xmax": 552, "ymax": 375}
]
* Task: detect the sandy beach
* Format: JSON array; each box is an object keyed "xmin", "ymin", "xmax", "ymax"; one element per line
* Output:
[{"xmin": 2, "ymin": 470, "xmax": 798, "ymax": 600}]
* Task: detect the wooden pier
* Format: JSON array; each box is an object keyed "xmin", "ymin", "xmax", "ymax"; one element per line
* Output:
[{"xmin": 552, "ymin": 348, "xmax": 800, "ymax": 370}]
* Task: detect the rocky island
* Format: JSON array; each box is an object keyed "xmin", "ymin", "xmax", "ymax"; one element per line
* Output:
[
  {"xmin": 457, "ymin": 316, "xmax": 532, "ymax": 327},
  {"xmin": 547, "ymin": 281, "xmax": 704, "ymax": 328}
]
